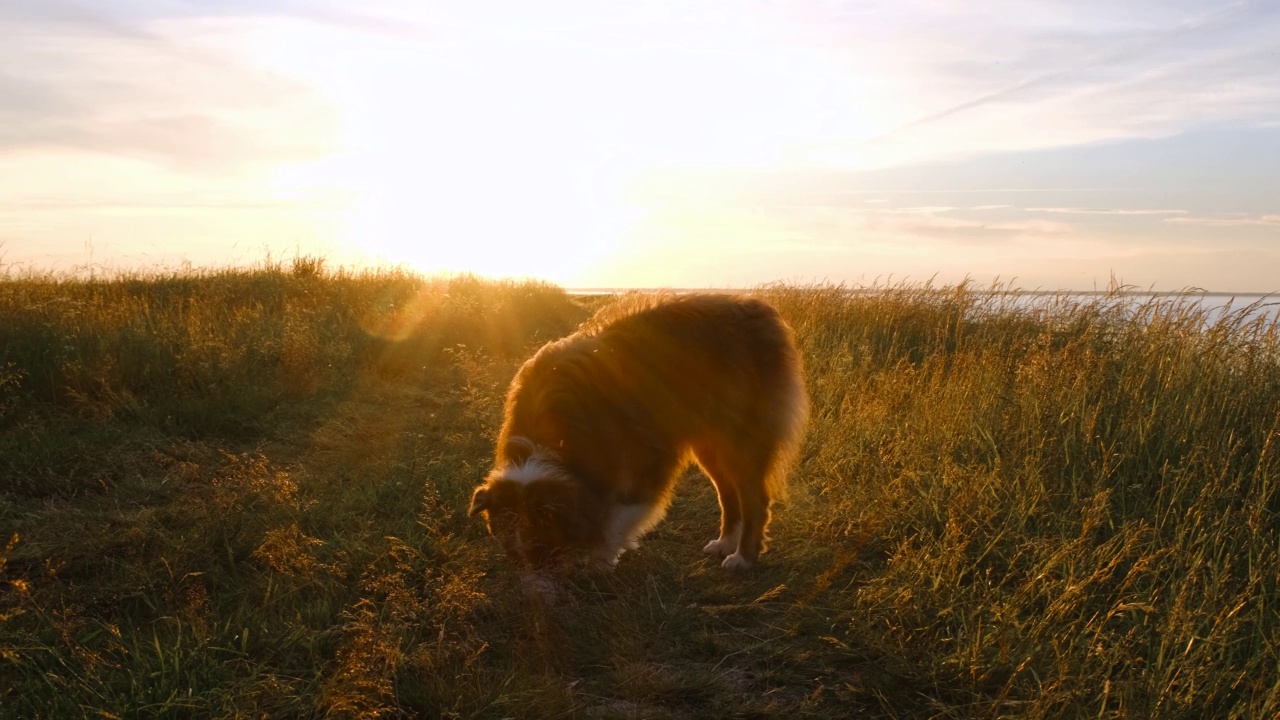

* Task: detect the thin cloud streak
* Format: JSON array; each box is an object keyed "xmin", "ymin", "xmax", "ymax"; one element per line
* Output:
[
  {"xmin": 1166, "ymin": 215, "xmax": 1280, "ymax": 227},
  {"xmin": 1028, "ymin": 208, "xmax": 1188, "ymax": 216},
  {"xmin": 867, "ymin": 2, "xmax": 1261, "ymax": 143}
]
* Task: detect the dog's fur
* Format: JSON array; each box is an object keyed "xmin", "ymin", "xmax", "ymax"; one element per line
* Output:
[{"xmin": 468, "ymin": 293, "xmax": 808, "ymax": 571}]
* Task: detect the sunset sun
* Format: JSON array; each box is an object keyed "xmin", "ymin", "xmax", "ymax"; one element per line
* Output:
[
  {"xmin": 325, "ymin": 32, "xmax": 651, "ymax": 282},
  {"xmin": 256, "ymin": 6, "xmax": 871, "ymax": 285}
]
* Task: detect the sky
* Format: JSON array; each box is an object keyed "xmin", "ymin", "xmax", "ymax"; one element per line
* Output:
[{"xmin": 2, "ymin": 0, "xmax": 1278, "ymax": 291}]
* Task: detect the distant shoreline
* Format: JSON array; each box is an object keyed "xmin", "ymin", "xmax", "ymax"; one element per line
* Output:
[{"xmin": 564, "ymin": 288, "xmax": 1277, "ymax": 298}]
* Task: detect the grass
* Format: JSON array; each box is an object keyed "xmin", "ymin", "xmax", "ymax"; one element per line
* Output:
[{"xmin": 1, "ymin": 262, "xmax": 1278, "ymax": 718}]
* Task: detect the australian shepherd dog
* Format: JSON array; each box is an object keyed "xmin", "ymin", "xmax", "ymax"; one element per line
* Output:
[{"xmin": 468, "ymin": 293, "xmax": 808, "ymax": 580}]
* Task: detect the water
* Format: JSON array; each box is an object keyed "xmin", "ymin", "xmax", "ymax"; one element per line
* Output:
[
  {"xmin": 566, "ymin": 288, "xmax": 1280, "ymax": 328},
  {"xmin": 1013, "ymin": 292, "xmax": 1280, "ymax": 328}
]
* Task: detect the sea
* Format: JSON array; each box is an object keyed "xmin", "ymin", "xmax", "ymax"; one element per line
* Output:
[{"xmin": 565, "ymin": 289, "xmax": 1280, "ymax": 328}]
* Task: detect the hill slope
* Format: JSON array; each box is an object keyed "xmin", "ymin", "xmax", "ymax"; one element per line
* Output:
[{"xmin": 2, "ymin": 266, "xmax": 1279, "ymax": 718}]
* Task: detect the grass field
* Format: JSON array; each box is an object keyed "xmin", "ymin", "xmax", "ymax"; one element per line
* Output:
[{"xmin": 2, "ymin": 261, "xmax": 1279, "ymax": 718}]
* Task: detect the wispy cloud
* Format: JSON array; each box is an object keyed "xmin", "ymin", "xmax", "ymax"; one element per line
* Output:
[
  {"xmin": 0, "ymin": 2, "xmax": 334, "ymax": 173},
  {"xmin": 799, "ymin": 0, "xmax": 1280, "ymax": 163},
  {"xmin": 866, "ymin": 2, "xmax": 1273, "ymax": 141},
  {"xmin": 1166, "ymin": 214, "xmax": 1280, "ymax": 227},
  {"xmin": 885, "ymin": 206, "xmax": 959, "ymax": 215},
  {"xmin": 1028, "ymin": 207, "xmax": 1188, "ymax": 216},
  {"xmin": 774, "ymin": 205, "xmax": 1075, "ymax": 247}
]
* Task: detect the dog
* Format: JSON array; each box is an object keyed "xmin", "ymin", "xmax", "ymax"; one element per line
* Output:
[{"xmin": 468, "ymin": 293, "xmax": 808, "ymax": 574}]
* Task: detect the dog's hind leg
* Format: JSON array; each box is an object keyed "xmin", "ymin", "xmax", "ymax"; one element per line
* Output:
[
  {"xmin": 694, "ymin": 443, "xmax": 744, "ymax": 558},
  {"xmin": 712, "ymin": 440, "xmax": 780, "ymax": 570},
  {"xmin": 722, "ymin": 365, "xmax": 807, "ymax": 569},
  {"xmin": 724, "ymin": 470, "xmax": 769, "ymax": 569}
]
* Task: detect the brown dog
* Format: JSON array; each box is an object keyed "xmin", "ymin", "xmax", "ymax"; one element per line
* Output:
[{"xmin": 469, "ymin": 293, "xmax": 807, "ymax": 571}]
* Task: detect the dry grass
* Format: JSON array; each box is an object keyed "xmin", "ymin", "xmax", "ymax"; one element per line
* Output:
[{"xmin": 2, "ymin": 266, "xmax": 1278, "ymax": 718}]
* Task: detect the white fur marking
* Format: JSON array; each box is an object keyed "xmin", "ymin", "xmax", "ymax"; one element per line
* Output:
[
  {"xmin": 593, "ymin": 502, "xmax": 667, "ymax": 567},
  {"xmin": 501, "ymin": 456, "xmax": 567, "ymax": 485},
  {"xmin": 722, "ymin": 552, "xmax": 751, "ymax": 570}
]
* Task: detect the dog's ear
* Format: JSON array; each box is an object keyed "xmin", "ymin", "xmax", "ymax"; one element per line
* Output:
[
  {"xmin": 504, "ymin": 436, "xmax": 536, "ymax": 465},
  {"xmin": 468, "ymin": 486, "xmax": 491, "ymax": 517}
]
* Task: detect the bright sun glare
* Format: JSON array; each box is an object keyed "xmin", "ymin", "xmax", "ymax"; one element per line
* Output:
[
  {"xmin": 335, "ymin": 33, "xmax": 650, "ymax": 283},
  {"xmin": 252, "ymin": 6, "xmax": 860, "ymax": 284}
]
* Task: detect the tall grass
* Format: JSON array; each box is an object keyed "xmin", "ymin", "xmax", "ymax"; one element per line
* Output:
[
  {"xmin": 1, "ymin": 268, "xmax": 1277, "ymax": 717},
  {"xmin": 769, "ymin": 282, "xmax": 1280, "ymax": 717},
  {"xmin": 0, "ymin": 261, "xmax": 581, "ymax": 497}
]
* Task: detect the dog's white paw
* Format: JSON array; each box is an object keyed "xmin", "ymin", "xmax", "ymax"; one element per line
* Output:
[
  {"xmin": 520, "ymin": 571, "xmax": 565, "ymax": 603},
  {"xmin": 703, "ymin": 538, "xmax": 737, "ymax": 557},
  {"xmin": 590, "ymin": 547, "xmax": 623, "ymax": 571},
  {"xmin": 721, "ymin": 553, "xmax": 751, "ymax": 570}
]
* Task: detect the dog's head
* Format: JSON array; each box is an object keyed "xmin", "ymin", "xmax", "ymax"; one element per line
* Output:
[{"xmin": 469, "ymin": 437, "xmax": 595, "ymax": 568}]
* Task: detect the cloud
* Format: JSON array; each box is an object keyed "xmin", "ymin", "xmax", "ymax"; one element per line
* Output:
[
  {"xmin": 794, "ymin": 0, "xmax": 1280, "ymax": 163},
  {"xmin": 870, "ymin": 2, "xmax": 1270, "ymax": 137},
  {"xmin": 1027, "ymin": 207, "xmax": 1188, "ymax": 216},
  {"xmin": 772, "ymin": 204, "xmax": 1075, "ymax": 247},
  {"xmin": 0, "ymin": 2, "xmax": 335, "ymax": 174},
  {"xmin": 1165, "ymin": 214, "xmax": 1280, "ymax": 227},
  {"xmin": 886, "ymin": 206, "xmax": 959, "ymax": 215}
]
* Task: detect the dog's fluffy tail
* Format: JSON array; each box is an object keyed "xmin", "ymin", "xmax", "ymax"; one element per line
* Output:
[{"xmin": 765, "ymin": 351, "xmax": 809, "ymax": 501}]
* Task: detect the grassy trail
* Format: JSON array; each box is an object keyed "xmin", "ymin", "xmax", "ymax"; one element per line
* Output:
[{"xmin": 2, "ymin": 266, "xmax": 1279, "ymax": 718}]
